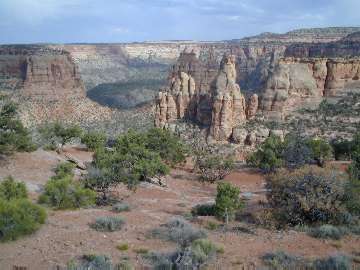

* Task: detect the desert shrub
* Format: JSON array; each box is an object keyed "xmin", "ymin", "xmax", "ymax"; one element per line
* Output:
[
  {"xmin": 52, "ymin": 162, "xmax": 75, "ymax": 180},
  {"xmin": 116, "ymin": 259, "xmax": 134, "ymax": 270},
  {"xmin": 191, "ymin": 238, "xmax": 223, "ymax": 265},
  {"xmin": 81, "ymin": 131, "xmax": 107, "ymax": 151},
  {"xmin": 146, "ymin": 240, "xmax": 222, "ymax": 270},
  {"xmin": 90, "ymin": 216, "xmax": 125, "ymax": 232},
  {"xmin": 67, "ymin": 254, "xmax": 112, "ymax": 270},
  {"xmin": 266, "ymin": 166, "xmax": 349, "ymax": 227},
  {"xmin": 151, "ymin": 218, "xmax": 207, "ymax": 248},
  {"xmin": 39, "ymin": 122, "xmax": 82, "ymax": 149},
  {"xmin": 191, "ymin": 203, "xmax": 215, "ymax": 216},
  {"xmin": 348, "ymin": 152, "xmax": 360, "ymax": 181},
  {"xmin": 247, "ymin": 135, "xmax": 284, "ymax": 172},
  {"xmin": 308, "ymin": 225, "xmax": 349, "ymax": 240},
  {"xmin": 0, "ymin": 98, "xmax": 36, "ymax": 155},
  {"xmin": 312, "ymin": 255, "xmax": 351, "ymax": 270},
  {"xmin": 144, "ymin": 252, "xmax": 175, "ymax": 269},
  {"xmin": 0, "ymin": 198, "xmax": 46, "ymax": 242},
  {"xmin": 112, "ymin": 202, "xmax": 130, "ymax": 212},
  {"xmin": 116, "ymin": 243, "xmax": 129, "ymax": 251},
  {"xmin": 196, "ymin": 154, "xmax": 235, "ymax": 183},
  {"xmin": 134, "ymin": 248, "xmax": 149, "ymax": 254},
  {"xmin": 205, "ymin": 221, "xmax": 219, "ymax": 231},
  {"xmin": 332, "ymin": 139, "xmax": 352, "ymax": 160},
  {"xmin": 214, "ymin": 182, "xmax": 244, "ymax": 222},
  {"xmin": 39, "ymin": 176, "xmax": 96, "ymax": 209},
  {"xmin": 306, "ymin": 138, "xmax": 333, "ymax": 166},
  {"xmin": 262, "ymin": 252, "xmax": 352, "ymax": 270},
  {"xmin": 83, "ymin": 166, "xmax": 117, "ymax": 204},
  {"xmin": 262, "ymin": 251, "xmax": 306, "ymax": 269},
  {"xmin": 349, "ymin": 225, "xmax": 360, "ymax": 235},
  {"xmin": 0, "ymin": 176, "xmax": 27, "ymax": 200},
  {"xmin": 345, "ymin": 179, "xmax": 360, "ymax": 215}
]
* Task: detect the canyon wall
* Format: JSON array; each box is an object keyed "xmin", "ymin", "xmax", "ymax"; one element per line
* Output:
[
  {"xmin": 1, "ymin": 27, "xmax": 359, "ymax": 129},
  {"xmin": 155, "ymin": 53, "xmax": 254, "ymax": 142},
  {"xmin": 0, "ymin": 45, "xmax": 111, "ymax": 126},
  {"xmin": 261, "ymin": 34, "xmax": 360, "ymax": 120},
  {"xmin": 154, "ymin": 29, "xmax": 360, "ymax": 145}
]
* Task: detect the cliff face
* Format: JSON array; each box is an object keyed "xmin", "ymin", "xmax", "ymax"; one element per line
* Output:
[
  {"xmin": 0, "ymin": 45, "xmax": 111, "ymax": 126},
  {"xmin": 285, "ymin": 32, "xmax": 360, "ymax": 58},
  {"xmin": 155, "ymin": 53, "xmax": 253, "ymax": 142},
  {"xmin": 260, "ymin": 33, "xmax": 360, "ymax": 119},
  {"xmin": 1, "ymin": 27, "xmax": 359, "ymax": 130},
  {"xmin": 154, "ymin": 29, "xmax": 360, "ymax": 145}
]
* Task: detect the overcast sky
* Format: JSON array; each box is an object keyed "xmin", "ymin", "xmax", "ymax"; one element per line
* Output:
[{"xmin": 0, "ymin": 0, "xmax": 359, "ymax": 44}]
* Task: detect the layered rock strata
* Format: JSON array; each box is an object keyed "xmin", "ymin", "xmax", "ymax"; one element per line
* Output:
[
  {"xmin": 0, "ymin": 45, "xmax": 111, "ymax": 126},
  {"xmin": 155, "ymin": 53, "xmax": 252, "ymax": 142},
  {"xmin": 260, "ymin": 57, "xmax": 360, "ymax": 119}
]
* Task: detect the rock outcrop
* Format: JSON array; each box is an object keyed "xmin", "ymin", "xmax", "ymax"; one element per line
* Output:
[
  {"xmin": 210, "ymin": 55, "xmax": 246, "ymax": 141},
  {"xmin": 260, "ymin": 57, "xmax": 360, "ymax": 119},
  {"xmin": 0, "ymin": 45, "xmax": 111, "ymax": 126},
  {"xmin": 155, "ymin": 52, "xmax": 250, "ymax": 142}
]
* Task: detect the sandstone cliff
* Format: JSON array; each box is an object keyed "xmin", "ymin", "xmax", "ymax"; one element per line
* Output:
[
  {"xmin": 260, "ymin": 57, "xmax": 360, "ymax": 119},
  {"xmin": 0, "ymin": 45, "xmax": 111, "ymax": 126},
  {"xmin": 155, "ymin": 29, "xmax": 360, "ymax": 146},
  {"xmin": 155, "ymin": 52, "xmax": 254, "ymax": 142}
]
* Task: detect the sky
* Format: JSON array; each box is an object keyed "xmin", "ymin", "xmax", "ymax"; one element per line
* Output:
[{"xmin": 0, "ymin": 0, "xmax": 359, "ymax": 44}]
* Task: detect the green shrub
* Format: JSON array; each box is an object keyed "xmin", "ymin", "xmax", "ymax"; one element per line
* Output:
[
  {"xmin": 112, "ymin": 202, "xmax": 130, "ymax": 213},
  {"xmin": 247, "ymin": 135, "xmax": 284, "ymax": 172},
  {"xmin": 0, "ymin": 98, "xmax": 35, "ymax": 155},
  {"xmin": 196, "ymin": 154, "xmax": 234, "ymax": 183},
  {"xmin": 0, "ymin": 176, "xmax": 27, "ymax": 200},
  {"xmin": 145, "ymin": 128, "xmax": 188, "ymax": 165},
  {"xmin": 52, "ymin": 162, "xmax": 75, "ymax": 180},
  {"xmin": 214, "ymin": 182, "xmax": 243, "ymax": 222},
  {"xmin": 116, "ymin": 243, "xmax": 129, "ymax": 251},
  {"xmin": 191, "ymin": 203, "xmax": 215, "ymax": 216},
  {"xmin": 151, "ymin": 218, "xmax": 206, "ymax": 247},
  {"xmin": 85, "ymin": 128, "xmax": 185, "ymax": 195},
  {"xmin": 90, "ymin": 216, "xmax": 125, "ymax": 232},
  {"xmin": 308, "ymin": 225, "xmax": 348, "ymax": 240},
  {"xmin": 39, "ymin": 176, "xmax": 96, "ymax": 209},
  {"xmin": 306, "ymin": 138, "xmax": 333, "ymax": 166},
  {"xmin": 0, "ymin": 198, "xmax": 46, "ymax": 242},
  {"xmin": 266, "ymin": 167, "xmax": 349, "ymax": 227},
  {"xmin": 332, "ymin": 139, "xmax": 352, "ymax": 160},
  {"xmin": 39, "ymin": 122, "xmax": 82, "ymax": 149},
  {"xmin": 81, "ymin": 131, "xmax": 107, "ymax": 151}
]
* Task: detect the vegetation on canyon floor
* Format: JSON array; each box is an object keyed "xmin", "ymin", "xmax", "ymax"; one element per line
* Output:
[{"xmin": 1, "ymin": 97, "xmax": 360, "ymax": 268}]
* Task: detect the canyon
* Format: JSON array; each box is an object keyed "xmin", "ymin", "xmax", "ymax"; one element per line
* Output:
[
  {"xmin": 154, "ymin": 28, "xmax": 360, "ymax": 147},
  {"xmin": 0, "ymin": 27, "xmax": 360, "ymax": 139}
]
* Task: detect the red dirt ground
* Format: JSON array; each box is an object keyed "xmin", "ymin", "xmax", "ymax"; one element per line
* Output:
[{"xmin": 0, "ymin": 148, "xmax": 359, "ymax": 269}]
